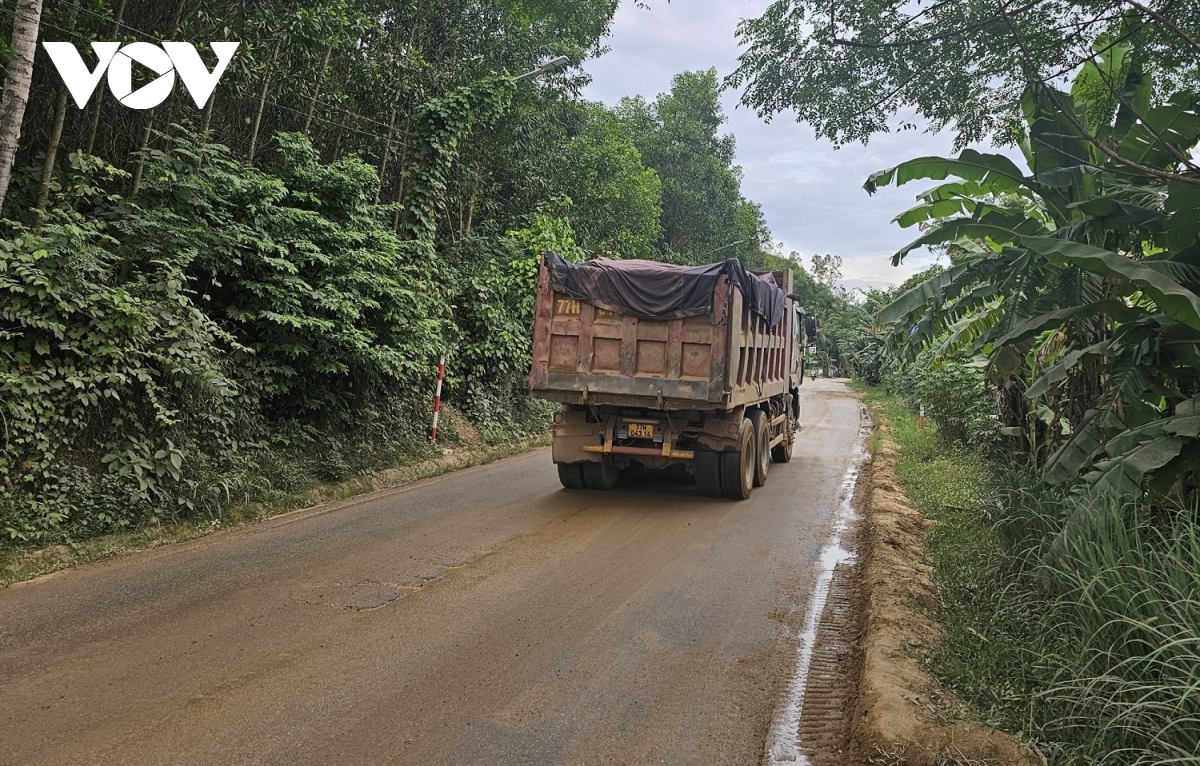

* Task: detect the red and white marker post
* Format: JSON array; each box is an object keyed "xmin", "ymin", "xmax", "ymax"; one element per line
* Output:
[
  {"xmin": 430, "ymin": 354, "xmax": 446, "ymax": 442},
  {"xmin": 919, "ymin": 404, "xmax": 926, "ymax": 430}
]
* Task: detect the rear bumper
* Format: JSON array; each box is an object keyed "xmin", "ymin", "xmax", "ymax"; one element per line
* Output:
[
  {"xmin": 582, "ymin": 444, "xmax": 695, "ymax": 459},
  {"xmin": 551, "ymin": 412, "xmax": 697, "ymax": 464}
]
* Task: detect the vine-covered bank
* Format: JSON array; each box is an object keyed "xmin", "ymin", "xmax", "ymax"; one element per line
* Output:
[{"xmin": 0, "ymin": 1, "xmax": 792, "ymax": 544}]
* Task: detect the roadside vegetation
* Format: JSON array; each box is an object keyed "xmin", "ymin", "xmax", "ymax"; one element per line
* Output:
[
  {"xmin": 733, "ymin": 1, "xmax": 1200, "ymax": 763},
  {"xmin": 865, "ymin": 384, "xmax": 1199, "ymax": 764},
  {"xmin": 0, "ymin": 2, "xmax": 798, "ymax": 550}
]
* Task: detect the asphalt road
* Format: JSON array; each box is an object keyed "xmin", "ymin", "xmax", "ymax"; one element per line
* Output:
[{"xmin": 0, "ymin": 379, "xmax": 865, "ymax": 766}]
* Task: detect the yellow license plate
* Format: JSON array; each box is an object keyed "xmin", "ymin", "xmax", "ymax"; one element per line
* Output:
[{"xmin": 627, "ymin": 423, "xmax": 655, "ymax": 439}]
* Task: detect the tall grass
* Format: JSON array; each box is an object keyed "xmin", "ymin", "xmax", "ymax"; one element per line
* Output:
[
  {"xmin": 864, "ymin": 388, "xmax": 1200, "ymax": 765},
  {"xmin": 1033, "ymin": 499, "xmax": 1200, "ymax": 764}
]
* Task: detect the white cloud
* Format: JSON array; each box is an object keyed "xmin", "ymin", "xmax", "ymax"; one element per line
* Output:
[{"xmin": 582, "ymin": 0, "xmax": 1025, "ymax": 288}]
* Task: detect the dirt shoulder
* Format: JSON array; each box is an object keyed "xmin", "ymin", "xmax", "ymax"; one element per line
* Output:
[{"xmin": 850, "ymin": 415, "xmax": 1034, "ymax": 765}]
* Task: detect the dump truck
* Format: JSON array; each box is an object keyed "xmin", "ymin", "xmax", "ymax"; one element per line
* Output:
[{"xmin": 528, "ymin": 251, "xmax": 815, "ymax": 500}]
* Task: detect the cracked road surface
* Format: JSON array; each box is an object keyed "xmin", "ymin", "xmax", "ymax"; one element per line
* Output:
[{"xmin": 0, "ymin": 380, "xmax": 864, "ymax": 766}]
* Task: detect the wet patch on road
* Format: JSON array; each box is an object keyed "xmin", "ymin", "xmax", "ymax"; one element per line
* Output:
[
  {"xmin": 792, "ymin": 477, "xmax": 867, "ymax": 765},
  {"xmin": 764, "ymin": 405, "xmax": 871, "ymax": 766}
]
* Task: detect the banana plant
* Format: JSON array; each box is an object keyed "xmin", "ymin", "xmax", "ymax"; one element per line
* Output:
[{"xmin": 869, "ymin": 35, "xmax": 1200, "ymax": 504}]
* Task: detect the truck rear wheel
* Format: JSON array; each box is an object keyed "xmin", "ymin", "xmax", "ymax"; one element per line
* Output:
[
  {"xmin": 750, "ymin": 410, "xmax": 770, "ymax": 487},
  {"xmin": 558, "ymin": 463, "xmax": 586, "ymax": 489},
  {"xmin": 694, "ymin": 451, "xmax": 723, "ymax": 497},
  {"xmin": 720, "ymin": 418, "xmax": 755, "ymax": 500},
  {"xmin": 772, "ymin": 417, "xmax": 795, "ymax": 464},
  {"xmin": 583, "ymin": 458, "xmax": 620, "ymax": 490}
]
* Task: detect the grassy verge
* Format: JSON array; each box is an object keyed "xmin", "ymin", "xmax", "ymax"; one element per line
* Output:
[
  {"xmin": 860, "ymin": 386, "xmax": 1200, "ymax": 765},
  {"xmin": 861, "ymin": 388, "xmax": 1059, "ymax": 729},
  {"xmin": 1, "ymin": 430, "xmax": 547, "ymax": 587}
]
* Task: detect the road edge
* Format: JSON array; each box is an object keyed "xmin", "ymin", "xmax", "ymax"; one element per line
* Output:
[
  {"xmin": 2, "ymin": 436, "xmax": 549, "ymax": 588},
  {"xmin": 850, "ymin": 412, "xmax": 1036, "ymax": 765}
]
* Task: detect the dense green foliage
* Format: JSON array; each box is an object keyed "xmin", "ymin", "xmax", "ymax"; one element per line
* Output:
[
  {"xmin": 731, "ymin": 1, "xmax": 1200, "ymax": 148},
  {"xmin": 882, "ymin": 352, "xmax": 998, "ymax": 450},
  {"xmin": 548, "ymin": 104, "xmax": 663, "ymax": 259},
  {"xmin": 0, "ymin": 2, "xmax": 788, "ymax": 544},
  {"xmin": 871, "ymin": 50, "xmax": 1200, "ymax": 505},
  {"xmin": 2, "ymin": 135, "xmax": 446, "ymax": 539},
  {"xmin": 618, "ymin": 69, "xmax": 774, "ymax": 266},
  {"xmin": 731, "ymin": 2, "xmax": 1200, "ymax": 759}
]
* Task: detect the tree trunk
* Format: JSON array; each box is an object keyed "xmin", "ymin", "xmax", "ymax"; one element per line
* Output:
[
  {"xmin": 84, "ymin": 0, "xmax": 127, "ymax": 155},
  {"xmin": 130, "ymin": 0, "xmax": 186, "ymax": 194},
  {"xmin": 128, "ymin": 118, "xmax": 155, "ymax": 195},
  {"xmin": 248, "ymin": 40, "xmax": 281, "ymax": 163},
  {"xmin": 465, "ymin": 190, "xmax": 476, "ymax": 237},
  {"xmin": 391, "ymin": 112, "xmax": 414, "ymax": 229},
  {"xmin": 375, "ymin": 107, "xmax": 399, "ymax": 203},
  {"xmin": 302, "ymin": 46, "xmax": 334, "ymax": 135},
  {"xmin": 0, "ymin": 0, "xmax": 45, "ymax": 215},
  {"xmin": 161, "ymin": 91, "xmax": 182, "ymax": 146},
  {"xmin": 35, "ymin": 85, "xmax": 69, "ymax": 213},
  {"xmin": 406, "ymin": 0, "xmax": 426, "ymax": 52},
  {"xmin": 35, "ymin": 1, "xmax": 79, "ymax": 215},
  {"xmin": 386, "ymin": 2, "xmax": 425, "ymax": 228},
  {"xmin": 201, "ymin": 92, "xmax": 216, "ymax": 133},
  {"xmin": 329, "ymin": 125, "xmax": 343, "ymax": 162},
  {"xmin": 168, "ymin": 0, "xmax": 187, "ymax": 36}
]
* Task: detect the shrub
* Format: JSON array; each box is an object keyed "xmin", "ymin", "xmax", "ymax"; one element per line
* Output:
[
  {"xmin": 883, "ymin": 350, "xmax": 999, "ymax": 451},
  {"xmin": 1, "ymin": 131, "xmax": 553, "ymax": 544}
]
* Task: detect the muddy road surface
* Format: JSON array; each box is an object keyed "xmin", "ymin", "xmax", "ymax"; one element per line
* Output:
[{"xmin": 0, "ymin": 380, "xmax": 865, "ymax": 766}]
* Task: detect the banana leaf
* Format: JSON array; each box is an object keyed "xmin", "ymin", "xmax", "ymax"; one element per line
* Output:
[
  {"xmin": 1114, "ymin": 91, "xmax": 1200, "ymax": 171},
  {"xmin": 894, "ymin": 210, "xmax": 1047, "ymax": 264},
  {"xmin": 865, "ymin": 149, "xmax": 1029, "ymax": 196},
  {"xmin": 1024, "ymin": 236, "xmax": 1200, "ymax": 330}
]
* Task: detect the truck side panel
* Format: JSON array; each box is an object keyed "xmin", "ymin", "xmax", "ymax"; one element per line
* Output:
[{"xmin": 724, "ymin": 278, "xmax": 793, "ymax": 409}]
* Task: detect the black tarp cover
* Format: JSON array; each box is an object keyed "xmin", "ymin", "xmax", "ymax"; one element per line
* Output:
[{"xmin": 543, "ymin": 251, "xmax": 786, "ymax": 327}]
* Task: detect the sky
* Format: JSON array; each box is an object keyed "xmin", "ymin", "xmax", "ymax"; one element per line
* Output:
[{"xmin": 580, "ymin": 0, "xmax": 1023, "ymax": 291}]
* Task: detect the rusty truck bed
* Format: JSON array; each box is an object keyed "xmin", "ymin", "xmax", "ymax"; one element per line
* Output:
[{"xmin": 529, "ymin": 262, "xmax": 795, "ymax": 412}]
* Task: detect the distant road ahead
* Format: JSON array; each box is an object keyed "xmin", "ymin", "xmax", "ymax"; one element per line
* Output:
[{"xmin": 0, "ymin": 380, "xmax": 864, "ymax": 766}]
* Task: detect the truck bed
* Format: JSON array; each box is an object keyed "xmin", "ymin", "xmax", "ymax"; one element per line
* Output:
[{"xmin": 529, "ymin": 257, "xmax": 795, "ymax": 412}]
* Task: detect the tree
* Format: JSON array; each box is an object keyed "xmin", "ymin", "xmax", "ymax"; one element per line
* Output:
[
  {"xmin": 0, "ymin": 0, "xmax": 43, "ymax": 214},
  {"xmin": 618, "ymin": 69, "xmax": 765, "ymax": 264},
  {"xmin": 871, "ymin": 52, "xmax": 1200, "ymax": 502},
  {"xmin": 729, "ymin": 0, "xmax": 1200, "ymax": 149},
  {"xmin": 810, "ymin": 254, "xmax": 843, "ymax": 288},
  {"xmin": 551, "ymin": 103, "xmax": 663, "ymax": 259}
]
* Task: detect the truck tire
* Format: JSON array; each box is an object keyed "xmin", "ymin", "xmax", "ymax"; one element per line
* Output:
[
  {"xmin": 750, "ymin": 410, "xmax": 770, "ymax": 487},
  {"xmin": 720, "ymin": 418, "xmax": 755, "ymax": 500},
  {"xmin": 558, "ymin": 463, "xmax": 586, "ymax": 489},
  {"xmin": 694, "ymin": 451, "xmax": 723, "ymax": 497},
  {"xmin": 583, "ymin": 458, "xmax": 620, "ymax": 490},
  {"xmin": 772, "ymin": 417, "xmax": 795, "ymax": 464}
]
